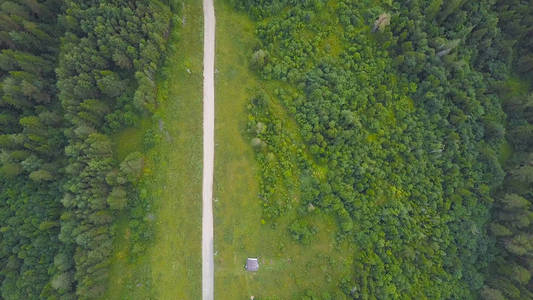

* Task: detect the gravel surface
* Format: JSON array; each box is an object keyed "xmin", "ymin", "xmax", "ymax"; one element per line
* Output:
[{"xmin": 202, "ymin": 0, "xmax": 215, "ymax": 299}]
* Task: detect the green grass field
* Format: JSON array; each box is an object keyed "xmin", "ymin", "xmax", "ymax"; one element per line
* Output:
[
  {"xmin": 106, "ymin": 0, "xmax": 203, "ymax": 298},
  {"xmin": 214, "ymin": 1, "xmax": 354, "ymax": 298}
]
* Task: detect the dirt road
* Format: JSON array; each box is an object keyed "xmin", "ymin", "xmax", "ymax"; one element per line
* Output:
[{"xmin": 202, "ymin": 0, "xmax": 215, "ymax": 299}]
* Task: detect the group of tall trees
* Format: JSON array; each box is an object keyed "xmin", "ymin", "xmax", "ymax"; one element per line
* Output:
[
  {"xmin": 0, "ymin": 0, "xmax": 173, "ymax": 299},
  {"xmin": 0, "ymin": 1, "xmax": 65, "ymax": 298},
  {"xmin": 239, "ymin": 0, "xmax": 533, "ymax": 298},
  {"xmin": 56, "ymin": 1, "xmax": 171, "ymax": 298},
  {"xmin": 482, "ymin": 1, "xmax": 533, "ymax": 299}
]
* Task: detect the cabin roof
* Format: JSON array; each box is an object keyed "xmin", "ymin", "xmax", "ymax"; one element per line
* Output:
[{"xmin": 246, "ymin": 258, "xmax": 259, "ymax": 272}]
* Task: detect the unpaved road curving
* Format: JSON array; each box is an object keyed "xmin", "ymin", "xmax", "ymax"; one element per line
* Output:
[{"xmin": 202, "ymin": 0, "xmax": 215, "ymax": 299}]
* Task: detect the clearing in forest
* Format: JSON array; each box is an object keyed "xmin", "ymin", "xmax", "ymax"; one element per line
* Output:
[{"xmin": 213, "ymin": 1, "xmax": 354, "ymax": 298}]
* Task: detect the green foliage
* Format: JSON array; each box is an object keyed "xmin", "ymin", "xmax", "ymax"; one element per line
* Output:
[
  {"xmin": 0, "ymin": 179, "xmax": 64, "ymax": 299},
  {"xmin": 0, "ymin": 1, "xmax": 66, "ymax": 299},
  {"xmin": 289, "ymin": 220, "xmax": 317, "ymax": 245},
  {"xmin": 119, "ymin": 151, "xmax": 144, "ymax": 183},
  {"xmin": 107, "ymin": 187, "xmax": 128, "ymax": 210},
  {"xmin": 481, "ymin": 286, "xmax": 506, "ymax": 300},
  {"xmin": 97, "ymin": 71, "xmax": 127, "ymax": 98},
  {"xmin": 237, "ymin": 0, "xmax": 512, "ymax": 297},
  {"xmin": 0, "ymin": 163, "xmax": 22, "ymax": 178},
  {"xmin": 246, "ymin": 91, "xmax": 306, "ymax": 220},
  {"xmin": 29, "ymin": 169, "xmax": 53, "ymax": 182},
  {"xmin": 251, "ymin": 49, "xmax": 268, "ymax": 69},
  {"xmin": 0, "ymin": 0, "xmax": 173, "ymax": 299},
  {"xmin": 54, "ymin": 1, "xmax": 173, "ymax": 297},
  {"xmin": 483, "ymin": 2, "xmax": 533, "ymax": 295}
]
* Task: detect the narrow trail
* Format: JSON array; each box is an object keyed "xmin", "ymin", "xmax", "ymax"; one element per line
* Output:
[{"xmin": 202, "ymin": 0, "xmax": 215, "ymax": 299}]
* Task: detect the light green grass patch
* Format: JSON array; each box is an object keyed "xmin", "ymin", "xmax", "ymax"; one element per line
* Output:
[
  {"xmin": 112, "ymin": 119, "xmax": 150, "ymax": 161},
  {"xmin": 498, "ymin": 140, "xmax": 513, "ymax": 165},
  {"xmin": 503, "ymin": 76, "xmax": 531, "ymax": 97}
]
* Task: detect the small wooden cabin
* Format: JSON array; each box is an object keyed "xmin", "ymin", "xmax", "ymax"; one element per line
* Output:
[{"xmin": 246, "ymin": 258, "xmax": 259, "ymax": 272}]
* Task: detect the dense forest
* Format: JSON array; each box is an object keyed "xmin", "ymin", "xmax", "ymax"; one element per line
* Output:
[
  {"xmin": 0, "ymin": 0, "xmax": 173, "ymax": 299},
  {"xmin": 0, "ymin": 0, "xmax": 64, "ymax": 298},
  {"xmin": 238, "ymin": 0, "xmax": 533, "ymax": 298},
  {"xmin": 483, "ymin": 1, "xmax": 533, "ymax": 299}
]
